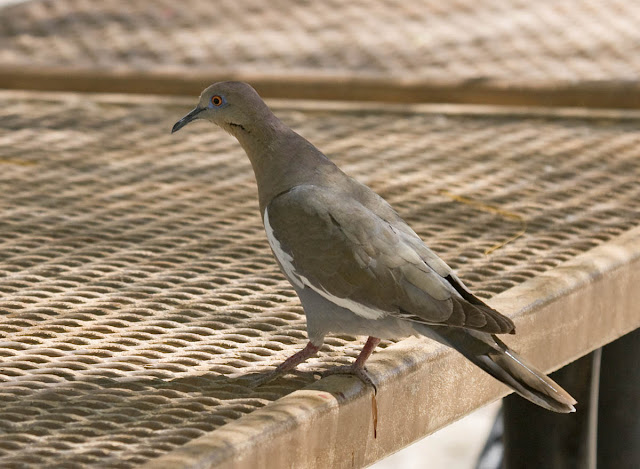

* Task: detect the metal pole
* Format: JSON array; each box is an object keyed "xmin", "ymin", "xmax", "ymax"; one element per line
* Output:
[
  {"xmin": 502, "ymin": 350, "xmax": 601, "ymax": 469},
  {"xmin": 597, "ymin": 327, "xmax": 640, "ymax": 469}
]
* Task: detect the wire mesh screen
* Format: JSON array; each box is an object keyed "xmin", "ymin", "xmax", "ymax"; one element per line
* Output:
[
  {"xmin": 1, "ymin": 0, "xmax": 639, "ymax": 82},
  {"xmin": 0, "ymin": 92, "xmax": 638, "ymax": 466}
]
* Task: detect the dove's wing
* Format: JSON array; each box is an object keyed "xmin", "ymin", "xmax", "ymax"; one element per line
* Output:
[{"xmin": 264, "ymin": 184, "xmax": 514, "ymax": 334}]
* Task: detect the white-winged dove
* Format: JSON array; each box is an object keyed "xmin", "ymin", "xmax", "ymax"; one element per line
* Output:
[{"xmin": 172, "ymin": 82, "xmax": 577, "ymax": 413}]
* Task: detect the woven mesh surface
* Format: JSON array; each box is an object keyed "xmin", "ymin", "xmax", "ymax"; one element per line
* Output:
[
  {"xmin": 0, "ymin": 91, "xmax": 639, "ymax": 467},
  {"xmin": 1, "ymin": 0, "xmax": 639, "ymax": 83}
]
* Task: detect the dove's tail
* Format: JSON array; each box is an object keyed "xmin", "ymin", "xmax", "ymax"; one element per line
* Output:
[{"xmin": 414, "ymin": 324, "xmax": 577, "ymax": 413}]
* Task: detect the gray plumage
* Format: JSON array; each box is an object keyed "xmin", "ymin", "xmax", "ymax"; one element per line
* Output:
[{"xmin": 172, "ymin": 81, "xmax": 577, "ymax": 413}]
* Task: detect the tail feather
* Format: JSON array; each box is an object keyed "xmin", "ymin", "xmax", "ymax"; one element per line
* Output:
[{"xmin": 415, "ymin": 325, "xmax": 577, "ymax": 413}]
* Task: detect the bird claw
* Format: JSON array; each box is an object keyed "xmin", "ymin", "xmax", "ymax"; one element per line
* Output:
[
  {"xmin": 247, "ymin": 370, "xmax": 280, "ymax": 388},
  {"xmin": 321, "ymin": 365, "xmax": 378, "ymax": 395},
  {"xmin": 247, "ymin": 368, "xmax": 315, "ymax": 389}
]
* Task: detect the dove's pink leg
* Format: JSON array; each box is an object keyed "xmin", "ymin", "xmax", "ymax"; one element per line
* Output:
[
  {"xmin": 255, "ymin": 338, "xmax": 380, "ymax": 390},
  {"xmin": 274, "ymin": 341, "xmax": 320, "ymax": 373},
  {"xmin": 354, "ymin": 336, "xmax": 381, "ymax": 368}
]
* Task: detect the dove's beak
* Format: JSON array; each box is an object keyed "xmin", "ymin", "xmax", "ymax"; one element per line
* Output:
[{"xmin": 172, "ymin": 107, "xmax": 204, "ymax": 133}]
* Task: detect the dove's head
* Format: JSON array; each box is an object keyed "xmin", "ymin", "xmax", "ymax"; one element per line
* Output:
[{"xmin": 171, "ymin": 81, "xmax": 274, "ymax": 136}]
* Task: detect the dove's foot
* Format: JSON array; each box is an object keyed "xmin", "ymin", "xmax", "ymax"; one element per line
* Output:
[
  {"xmin": 248, "ymin": 370, "xmax": 280, "ymax": 388},
  {"xmin": 319, "ymin": 336, "xmax": 381, "ymax": 394},
  {"xmin": 321, "ymin": 364, "xmax": 378, "ymax": 395}
]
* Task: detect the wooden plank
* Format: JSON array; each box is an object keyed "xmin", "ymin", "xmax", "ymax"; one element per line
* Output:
[{"xmin": 3, "ymin": 66, "xmax": 640, "ymax": 109}]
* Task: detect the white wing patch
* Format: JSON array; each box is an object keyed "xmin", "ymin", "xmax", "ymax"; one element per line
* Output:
[
  {"xmin": 307, "ymin": 285, "xmax": 389, "ymax": 320},
  {"xmin": 263, "ymin": 207, "xmax": 388, "ymax": 320},
  {"xmin": 263, "ymin": 208, "xmax": 304, "ymax": 289}
]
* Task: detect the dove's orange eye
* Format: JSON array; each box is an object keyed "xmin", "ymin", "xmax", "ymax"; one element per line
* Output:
[{"xmin": 211, "ymin": 95, "xmax": 223, "ymax": 107}]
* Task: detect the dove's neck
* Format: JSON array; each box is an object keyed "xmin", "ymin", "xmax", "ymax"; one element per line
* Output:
[{"xmin": 231, "ymin": 115, "xmax": 341, "ymax": 216}]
